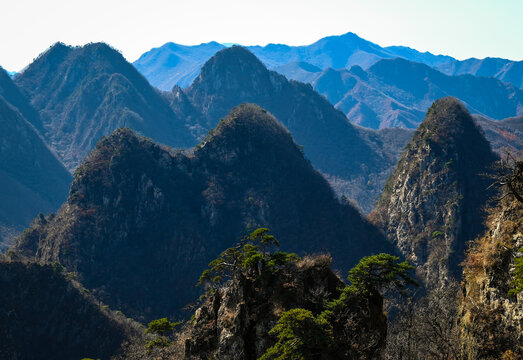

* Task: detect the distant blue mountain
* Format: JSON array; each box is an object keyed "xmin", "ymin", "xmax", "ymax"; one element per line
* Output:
[
  {"xmin": 436, "ymin": 57, "xmax": 523, "ymax": 88},
  {"xmin": 134, "ymin": 41, "xmax": 225, "ymax": 90},
  {"xmin": 308, "ymin": 58, "xmax": 523, "ymax": 129},
  {"xmin": 133, "ymin": 32, "xmax": 455, "ymax": 90}
]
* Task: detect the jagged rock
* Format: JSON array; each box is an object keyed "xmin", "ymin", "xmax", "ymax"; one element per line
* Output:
[
  {"xmin": 163, "ymin": 256, "xmax": 385, "ymax": 360},
  {"xmin": 459, "ymin": 197, "xmax": 523, "ymax": 358},
  {"xmin": 370, "ymin": 97, "xmax": 498, "ymax": 287}
]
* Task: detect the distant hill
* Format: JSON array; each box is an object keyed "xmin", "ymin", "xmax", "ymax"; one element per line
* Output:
[
  {"xmin": 437, "ymin": 58, "xmax": 523, "ymax": 88},
  {"xmin": 303, "ymin": 58, "xmax": 523, "ymax": 129},
  {"xmin": 473, "ymin": 114, "xmax": 523, "ymax": 154},
  {"xmin": 14, "ymin": 105, "xmax": 391, "ymax": 322},
  {"xmin": 134, "ymin": 41, "xmax": 225, "ymax": 90},
  {"xmin": 133, "ymin": 32, "xmax": 454, "ymax": 91},
  {"xmin": 0, "ymin": 68, "xmax": 71, "ymax": 249},
  {"xmin": 15, "ymin": 42, "xmax": 194, "ymax": 170}
]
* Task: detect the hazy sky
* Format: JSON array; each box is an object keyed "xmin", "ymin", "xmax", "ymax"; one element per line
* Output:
[{"xmin": 1, "ymin": 0, "xmax": 522, "ymax": 71}]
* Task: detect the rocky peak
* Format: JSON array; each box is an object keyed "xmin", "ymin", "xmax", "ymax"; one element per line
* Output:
[{"xmin": 371, "ymin": 97, "xmax": 498, "ymax": 287}]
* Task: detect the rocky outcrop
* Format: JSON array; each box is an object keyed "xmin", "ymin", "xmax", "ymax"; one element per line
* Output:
[
  {"xmin": 370, "ymin": 98, "xmax": 498, "ymax": 287},
  {"xmin": 184, "ymin": 257, "xmax": 386, "ymax": 360},
  {"xmin": 459, "ymin": 197, "xmax": 523, "ymax": 358},
  {"xmin": 14, "ymin": 104, "xmax": 390, "ymax": 322},
  {"xmin": 0, "ymin": 257, "xmax": 138, "ymax": 360}
]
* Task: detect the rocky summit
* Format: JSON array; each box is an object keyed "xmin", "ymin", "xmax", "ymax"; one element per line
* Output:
[{"xmin": 370, "ymin": 97, "xmax": 498, "ymax": 288}]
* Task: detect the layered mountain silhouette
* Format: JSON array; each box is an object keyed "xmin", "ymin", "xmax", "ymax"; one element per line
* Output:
[
  {"xmin": 134, "ymin": 41, "xmax": 225, "ymax": 90},
  {"xmin": 437, "ymin": 57, "xmax": 523, "ymax": 88},
  {"xmin": 178, "ymin": 46, "xmax": 412, "ymax": 211},
  {"xmin": 133, "ymin": 32, "xmax": 454, "ymax": 91},
  {"xmin": 15, "ymin": 42, "xmax": 194, "ymax": 170},
  {"xmin": 301, "ymin": 58, "xmax": 522, "ymax": 129},
  {"xmin": 14, "ymin": 104, "xmax": 391, "ymax": 322},
  {"xmin": 0, "ymin": 68, "xmax": 71, "ymax": 249},
  {"xmin": 370, "ymin": 98, "xmax": 498, "ymax": 287}
]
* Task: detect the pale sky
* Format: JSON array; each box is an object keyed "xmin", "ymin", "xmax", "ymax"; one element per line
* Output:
[{"xmin": 1, "ymin": 0, "xmax": 522, "ymax": 71}]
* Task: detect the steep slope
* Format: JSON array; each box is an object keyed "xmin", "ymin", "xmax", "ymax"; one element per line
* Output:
[
  {"xmin": 14, "ymin": 104, "xmax": 390, "ymax": 322},
  {"xmin": 0, "ymin": 257, "xmax": 137, "ymax": 360},
  {"xmin": 370, "ymin": 98, "xmax": 498, "ymax": 287},
  {"xmin": 0, "ymin": 94, "xmax": 71, "ymax": 249},
  {"xmin": 15, "ymin": 42, "xmax": 194, "ymax": 169},
  {"xmin": 0, "ymin": 67, "xmax": 43, "ymax": 131},
  {"xmin": 183, "ymin": 46, "xmax": 404, "ymax": 212},
  {"xmin": 460, "ymin": 195, "xmax": 522, "ymax": 358},
  {"xmin": 133, "ymin": 41, "xmax": 225, "ymax": 90},
  {"xmin": 437, "ymin": 57, "xmax": 523, "ymax": 88},
  {"xmin": 311, "ymin": 58, "xmax": 523, "ymax": 129}
]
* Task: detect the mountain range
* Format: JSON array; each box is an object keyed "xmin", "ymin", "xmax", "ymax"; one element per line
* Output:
[
  {"xmin": 133, "ymin": 32, "xmax": 522, "ymax": 92},
  {"xmin": 13, "ymin": 104, "xmax": 391, "ymax": 321},
  {"xmin": 0, "ymin": 42, "xmax": 520, "ymax": 248}
]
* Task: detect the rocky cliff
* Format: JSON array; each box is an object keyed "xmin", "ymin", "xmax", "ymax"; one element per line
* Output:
[
  {"xmin": 117, "ymin": 255, "xmax": 387, "ymax": 360},
  {"xmin": 370, "ymin": 98, "xmax": 498, "ymax": 287},
  {"xmin": 459, "ymin": 195, "xmax": 523, "ymax": 358}
]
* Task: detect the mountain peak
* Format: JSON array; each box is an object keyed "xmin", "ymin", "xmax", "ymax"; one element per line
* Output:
[
  {"xmin": 199, "ymin": 45, "xmax": 266, "ymax": 76},
  {"xmin": 196, "ymin": 104, "xmax": 301, "ymax": 165},
  {"xmin": 371, "ymin": 97, "xmax": 497, "ymax": 287},
  {"xmin": 415, "ymin": 97, "xmax": 485, "ymax": 149}
]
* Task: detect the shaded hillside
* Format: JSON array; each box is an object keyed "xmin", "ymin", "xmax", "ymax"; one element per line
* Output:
[
  {"xmin": 307, "ymin": 58, "xmax": 523, "ymax": 129},
  {"xmin": 181, "ymin": 46, "xmax": 405, "ymax": 212},
  {"xmin": 370, "ymin": 98, "xmax": 498, "ymax": 287},
  {"xmin": 15, "ymin": 42, "xmax": 194, "ymax": 169},
  {"xmin": 0, "ymin": 67, "xmax": 43, "ymax": 132},
  {"xmin": 0, "ymin": 94, "xmax": 71, "ymax": 249},
  {"xmin": 0, "ymin": 257, "xmax": 137, "ymax": 360},
  {"xmin": 437, "ymin": 57, "xmax": 523, "ymax": 88},
  {"xmin": 460, "ymin": 193, "xmax": 523, "ymax": 358},
  {"xmin": 14, "ymin": 104, "xmax": 390, "ymax": 322}
]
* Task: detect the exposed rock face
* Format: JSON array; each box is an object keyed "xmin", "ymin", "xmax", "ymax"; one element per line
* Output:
[
  {"xmin": 14, "ymin": 104, "xmax": 390, "ymax": 322},
  {"xmin": 15, "ymin": 42, "xmax": 193, "ymax": 170},
  {"xmin": 459, "ymin": 197, "xmax": 523, "ymax": 358},
  {"xmin": 0, "ymin": 258, "xmax": 137, "ymax": 360},
  {"xmin": 370, "ymin": 98, "xmax": 498, "ymax": 287},
  {"xmin": 183, "ymin": 256, "xmax": 387, "ymax": 360}
]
